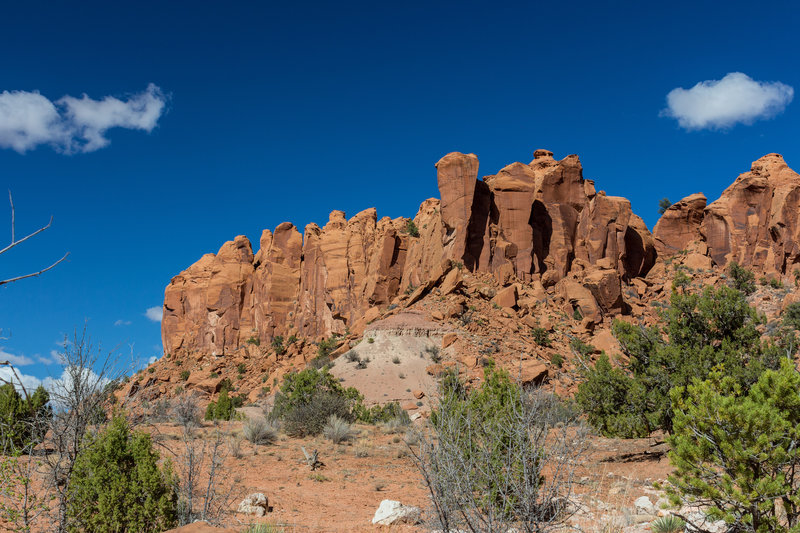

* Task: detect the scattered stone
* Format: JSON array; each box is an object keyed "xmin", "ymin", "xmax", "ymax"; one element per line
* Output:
[{"xmin": 371, "ymin": 499, "xmax": 422, "ymax": 526}]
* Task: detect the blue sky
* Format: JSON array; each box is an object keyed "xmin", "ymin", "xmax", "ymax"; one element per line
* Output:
[{"xmin": 1, "ymin": 0, "xmax": 798, "ymax": 387}]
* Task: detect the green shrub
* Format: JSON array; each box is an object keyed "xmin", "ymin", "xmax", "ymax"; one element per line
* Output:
[
  {"xmin": 570, "ymin": 337, "xmax": 595, "ymax": 358},
  {"xmin": 671, "ymin": 270, "xmax": 691, "ymax": 292},
  {"xmin": 355, "ymin": 401, "xmax": 409, "ymax": 425},
  {"xmin": 272, "ymin": 368, "xmax": 362, "ymax": 437},
  {"xmin": 0, "ymin": 384, "xmax": 52, "ymax": 450},
  {"xmin": 246, "ymin": 336, "xmax": 260, "ymax": 346},
  {"xmin": 784, "ymin": 302, "xmax": 800, "ymax": 330},
  {"xmin": 316, "ymin": 336, "xmax": 338, "ymax": 360},
  {"xmin": 271, "ymin": 335, "xmax": 286, "ymax": 355},
  {"xmin": 218, "ymin": 378, "xmax": 233, "ymax": 392},
  {"xmin": 67, "ymin": 414, "xmax": 177, "ymax": 532},
  {"xmin": 405, "ymin": 219, "xmax": 420, "ymax": 237},
  {"xmin": 180, "ymin": 370, "xmax": 190, "ymax": 381},
  {"xmin": 237, "ymin": 363, "xmax": 246, "ymax": 374},
  {"xmin": 728, "ymin": 261, "xmax": 756, "ymax": 295},
  {"xmin": 669, "ymin": 360, "xmax": 800, "ymax": 531},
  {"xmin": 531, "ymin": 327, "xmax": 550, "ymax": 347},
  {"xmin": 204, "ymin": 389, "xmax": 235, "ymax": 421},
  {"xmin": 309, "ymin": 354, "xmax": 331, "ymax": 369},
  {"xmin": 420, "ymin": 361, "xmax": 582, "ymax": 529},
  {"xmin": 550, "ymin": 353, "xmax": 564, "ymax": 368},
  {"xmin": 367, "ymin": 337, "xmax": 374, "ymax": 344},
  {"xmin": 770, "ymin": 277, "xmax": 784, "ymax": 289},
  {"xmin": 658, "ymin": 197, "xmax": 672, "ymax": 215},
  {"xmin": 209, "ymin": 372, "xmax": 218, "ymax": 378},
  {"xmin": 572, "ymin": 307, "xmax": 583, "ymax": 320},
  {"xmin": 577, "ymin": 285, "xmax": 783, "ymax": 438}
]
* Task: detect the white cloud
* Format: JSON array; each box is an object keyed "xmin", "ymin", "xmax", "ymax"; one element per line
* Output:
[
  {"xmin": 148, "ymin": 355, "xmax": 158, "ymax": 365},
  {"xmin": 0, "ymin": 348, "xmax": 34, "ymax": 366},
  {"xmin": 145, "ymin": 306, "xmax": 163, "ymax": 322},
  {"xmin": 0, "ymin": 83, "xmax": 166, "ymax": 153},
  {"xmin": 37, "ymin": 350, "xmax": 66, "ymax": 366},
  {"xmin": 43, "ymin": 367, "xmax": 110, "ymax": 403},
  {"xmin": 114, "ymin": 319, "xmax": 132, "ymax": 327},
  {"xmin": 0, "ymin": 366, "xmax": 42, "ymax": 392},
  {"xmin": 662, "ymin": 72, "xmax": 794, "ymax": 130}
]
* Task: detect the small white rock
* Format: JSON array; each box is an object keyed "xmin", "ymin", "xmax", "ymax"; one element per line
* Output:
[
  {"xmin": 634, "ymin": 495, "xmax": 656, "ymax": 515},
  {"xmin": 372, "ymin": 499, "xmax": 422, "ymax": 525}
]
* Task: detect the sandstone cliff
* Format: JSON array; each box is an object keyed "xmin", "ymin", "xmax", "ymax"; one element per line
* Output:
[
  {"xmin": 162, "ymin": 149, "xmax": 658, "ymax": 356},
  {"xmin": 653, "ymin": 154, "xmax": 800, "ymax": 277}
]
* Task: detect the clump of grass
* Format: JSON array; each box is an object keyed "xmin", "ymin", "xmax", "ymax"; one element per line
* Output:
[
  {"xmin": 391, "ymin": 355, "xmax": 401, "ymax": 364},
  {"xmin": 425, "ymin": 345, "xmax": 442, "ymax": 363},
  {"xmin": 243, "ymin": 416, "xmax": 279, "ymax": 445},
  {"xmin": 323, "ymin": 415, "xmax": 354, "ymax": 444}
]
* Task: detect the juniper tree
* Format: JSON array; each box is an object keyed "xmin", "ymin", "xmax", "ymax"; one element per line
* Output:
[{"xmin": 669, "ymin": 360, "xmax": 800, "ymax": 532}]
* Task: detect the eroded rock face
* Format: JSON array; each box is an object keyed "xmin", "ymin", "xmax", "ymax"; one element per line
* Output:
[
  {"xmin": 162, "ymin": 236, "xmax": 254, "ymax": 356},
  {"xmin": 162, "ymin": 149, "xmax": 658, "ymax": 356},
  {"xmin": 701, "ymin": 154, "xmax": 800, "ymax": 275},
  {"xmin": 653, "ymin": 193, "xmax": 707, "ymax": 255}
]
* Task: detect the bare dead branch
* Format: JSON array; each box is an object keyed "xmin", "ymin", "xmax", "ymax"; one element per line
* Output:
[
  {"xmin": 1, "ymin": 191, "xmax": 69, "ymax": 286},
  {"xmin": 0, "ymin": 251, "xmax": 70, "ymax": 286},
  {"xmin": 0, "ymin": 360, "xmax": 32, "ymax": 403}
]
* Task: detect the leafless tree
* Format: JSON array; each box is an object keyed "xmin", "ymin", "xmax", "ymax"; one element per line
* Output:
[
  {"xmin": 172, "ymin": 392, "xmax": 201, "ymax": 430},
  {"xmin": 1, "ymin": 190, "xmax": 69, "ymax": 286},
  {"xmin": 40, "ymin": 326, "xmax": 123, "ymax": 533},
  {"xmin": 408, "ymin": 385, "xmax": 588, "ymax": 533},
  {"xmin": 173, "ymin": 426, "xmax": 236, "ymax": 526}
]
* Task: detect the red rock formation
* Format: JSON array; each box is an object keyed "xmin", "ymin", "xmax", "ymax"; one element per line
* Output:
[
  {"xmin": 653, "ymin": 193, "xmax": 707, "ymax": 255},
  {"xmin": 436, "ymin": 152, "xmax": 479, "ymax": 263},
  {"xmin": 162, "ymin": 236, "xmax": 254, "ymax": 355},
  {"xmin": 649, "ymin": 154, "xmax": 800, "ymax": 277},
  {"xmin": 701, "ymin": 154, "xmax": 800, "ymax": 274},
  {"xmin": 161, "ymin": 149, "xmax": 659, "ymax": 356}
]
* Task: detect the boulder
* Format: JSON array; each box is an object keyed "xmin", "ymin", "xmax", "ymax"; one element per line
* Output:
[
  {"xmin": 634, "ymin": 496, "xmax": 656, "ymax": 515},
  {"xmin": 518, "ymin": 361, "xmax": 549, "ymax": 386},
  {"xmin": 371, "ymin": 499, "xmax": 422, "ymax": 526},
  {"xmin": 237, "ymin": 493, "xmax": 268, "ymax": 517},
  {"xmin": 440, "ymin": 267, "xmax": 463, "ymax": 295},
  {"xmin": 492, "ymin": 285, "xmax": 519, "ymax": 309},
  {"xmin": 582, "ymin": 268, "xmax": 625, "ymax": 314}
]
